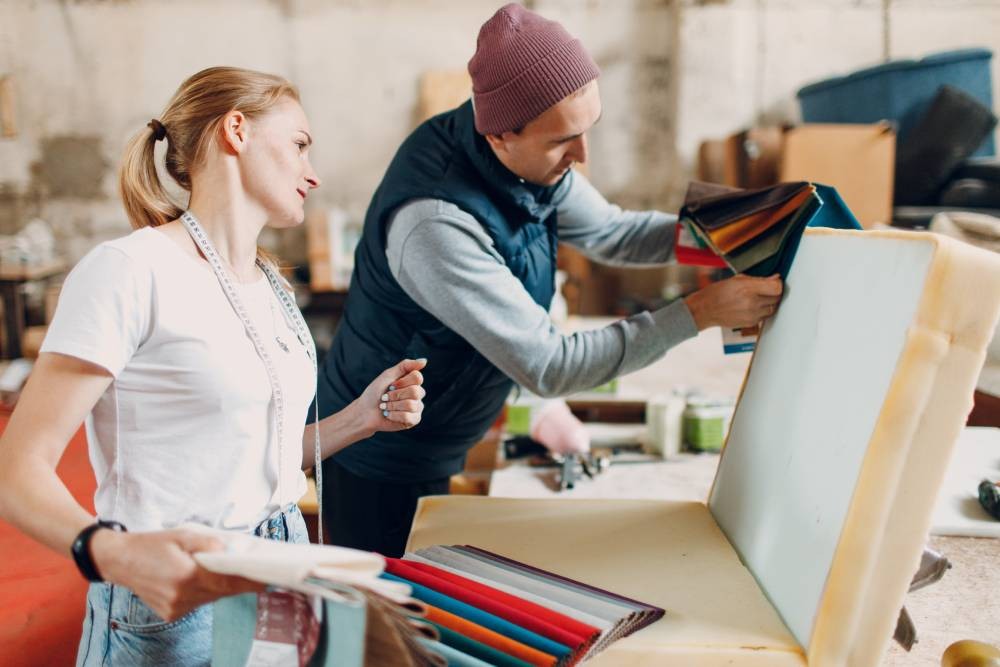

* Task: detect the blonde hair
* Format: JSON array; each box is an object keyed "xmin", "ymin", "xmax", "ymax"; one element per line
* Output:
[{"xmin": 119, "ymin": 67, "xmax": 300, "ymax": 264}]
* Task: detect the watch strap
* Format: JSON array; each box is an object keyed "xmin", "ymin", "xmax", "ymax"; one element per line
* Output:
[{"xmin": 71, "ymin": 520, "xmax": 127, "ymax": 582}]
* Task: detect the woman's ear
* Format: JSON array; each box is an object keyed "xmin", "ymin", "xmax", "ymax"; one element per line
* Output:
[{"xmin": 219, "ymin": 110, "xmax": 248, "ymax": 155}]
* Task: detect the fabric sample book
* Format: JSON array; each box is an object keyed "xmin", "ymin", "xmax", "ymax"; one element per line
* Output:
[
  {"xmin": 675, "ymin": 181, "xmax": 861, "ymax": 277},
  {"xmin": 384, "ymin": 548, "xmax": 663, "ymax": 665}
]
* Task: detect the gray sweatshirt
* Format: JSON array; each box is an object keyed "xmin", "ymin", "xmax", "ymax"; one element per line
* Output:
[{"xmin": 385, "ymin": 170, "xmax": 698, "ymax": 398}]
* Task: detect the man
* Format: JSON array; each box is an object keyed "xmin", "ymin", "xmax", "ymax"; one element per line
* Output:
[{"xmin": 318, "ymin": 3, "xmax": 781, "ymax": 557}]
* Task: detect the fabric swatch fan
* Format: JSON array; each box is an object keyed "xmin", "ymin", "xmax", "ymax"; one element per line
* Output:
[{"xmin": 676, "ymin": 181, "xmax": 862, "ymax": 277}]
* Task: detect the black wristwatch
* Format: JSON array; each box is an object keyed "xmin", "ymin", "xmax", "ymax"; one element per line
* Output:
[{"xmin": 71, "ymin": 519, "xmax": 127, "ymax": 582}]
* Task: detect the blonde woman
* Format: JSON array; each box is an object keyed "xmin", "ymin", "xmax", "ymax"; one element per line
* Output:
[{"xmin": 0, "ymin": 67, "xmax": 426, "ymax": 665}]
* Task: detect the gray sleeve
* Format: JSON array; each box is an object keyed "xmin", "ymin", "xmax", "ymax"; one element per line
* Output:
[
  {"xmin": 385, "ymin": 200, "xmax": 699, "ymax": 398},
  {"xmin": 555, "ymin": 171, "xmax": 679, "ymax": 266}
]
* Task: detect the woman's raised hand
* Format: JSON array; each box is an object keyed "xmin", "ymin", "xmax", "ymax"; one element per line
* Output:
[{"xmin": 359, "ymin": 358, "xmax": 427, "ymax": 433}]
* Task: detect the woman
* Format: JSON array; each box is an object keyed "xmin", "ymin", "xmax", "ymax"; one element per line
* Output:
[{"xmin": 0, "ymin": 66, "xmax": 426, "ymax": 665}]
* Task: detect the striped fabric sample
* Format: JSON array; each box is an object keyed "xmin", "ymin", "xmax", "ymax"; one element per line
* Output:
[
  {"xmin": 425, "ymin": 619, "xmax": 535, "ymax": 667},
  {"xmin": 391, "ymin": 545, "xmax": 665, "ymax": 665},
  {"xmin": 675, "ymin": 180, "xmax": 862, "ymax": 278},
  {"xmin": 424, "ymin": 604, "xmax": 558, "ymax": 666},
  {"xmin": 380, "ymin": 572, "xmax": 573, "ymax": 660}
]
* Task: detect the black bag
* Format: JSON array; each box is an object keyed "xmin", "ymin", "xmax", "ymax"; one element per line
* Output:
[
  {"xmin": 894, "ymin": 85, "xmax": 998, "ymax": 205},
  {"xmin": 939, "ymin": 178, "xmax": 1000, "ymax": 208}
]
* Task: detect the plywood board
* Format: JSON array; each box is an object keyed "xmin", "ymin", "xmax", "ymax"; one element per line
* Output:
[{"xmin": 407, "ymin": 496, "xmax": 806, "ymax": 666}]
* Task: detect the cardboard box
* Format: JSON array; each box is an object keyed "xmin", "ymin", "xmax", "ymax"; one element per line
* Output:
[
  {"xmin": 698, "ymin": 123, "xmax": 896, "ymax": 229},
  {"xmin": 780, "ymin": 123, "xmax": 896, "ymax": 228},
  {"xmin": 305, "ymin": 208, "xmax": 333, "ymax": 292},
  {"xmin": 724, "ymin": 126, "xmax": 785, "ymax": 189},
  {"xmin": 416, "ymin": 69, "xmax": 471, "ymax": 125}
]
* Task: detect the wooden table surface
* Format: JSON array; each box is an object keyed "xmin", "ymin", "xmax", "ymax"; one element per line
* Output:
[{"xmin": 490, "ymin": 448, "xmax": 999, "ymax": 665}]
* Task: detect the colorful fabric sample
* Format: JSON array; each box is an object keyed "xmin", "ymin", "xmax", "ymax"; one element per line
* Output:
[
  {"xmin": 396, "ymin": 546, "xmax": 665, "ymax": 664},
  {"xmin": 675, "ymin": 181, "xmax": 862, "ymax": 278}
]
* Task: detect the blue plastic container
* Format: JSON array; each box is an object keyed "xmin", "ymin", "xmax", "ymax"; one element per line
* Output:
[{"xmin": 797, "ymin": 48, "xmax": 995, "ymax": 156}]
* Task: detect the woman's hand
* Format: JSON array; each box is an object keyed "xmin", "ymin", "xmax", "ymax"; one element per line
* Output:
[
  {"xmin": 356, "ymin": 358, "xmax": 427, "ymax": 434},
  {"xmin": 303, "ymin": 358, "xmax": 428, "ymax": 465},
  {"xmin": 90, "ymin": 528, "xmax": 264, "ymax": 622}
]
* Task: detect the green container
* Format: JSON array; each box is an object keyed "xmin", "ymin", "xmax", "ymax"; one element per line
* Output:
[
  {"xmin": 683, "ymin": 397, "xmax": 734, "ymax": 452},
  {"xmin": 506, "ymin": 404, "xmax": 532, "ymax": 436}
]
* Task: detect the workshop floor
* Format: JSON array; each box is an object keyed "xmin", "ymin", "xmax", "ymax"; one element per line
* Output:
[
  {"xmin": 0, "ymin": 414, "xmax": 91, "ymax": 667},
  {"xmin": 883, "ymin": 535, "xmax": 1000, "ymax": 666}
]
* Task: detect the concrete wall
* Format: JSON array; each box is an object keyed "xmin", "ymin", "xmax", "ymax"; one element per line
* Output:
[
  {"xmin": 1, "ymin": 0, "xmax": 999, "ymax": 266},
  {"xmin": 675, "ymin": 0, "xmax": 1000, "ymax": 188}
]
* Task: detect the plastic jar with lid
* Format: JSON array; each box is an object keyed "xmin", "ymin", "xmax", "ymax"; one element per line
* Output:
[{"xmin": 683, "ymin": 396, "xmax": 735, "ymax": 452}]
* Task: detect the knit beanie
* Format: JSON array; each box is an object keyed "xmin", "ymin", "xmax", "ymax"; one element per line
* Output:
[{"xmin": 468, "ymin": 3, "xmax": 601, "ymax": 135}]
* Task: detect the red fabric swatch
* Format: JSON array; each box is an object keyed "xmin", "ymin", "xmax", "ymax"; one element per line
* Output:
[
  {"xmin": 385, "ymin": 559, "xmax": 595, "ymax": 654},
  {"xmin": 402, "ymin": 559, "xmax": 600, "ymax": 643}
]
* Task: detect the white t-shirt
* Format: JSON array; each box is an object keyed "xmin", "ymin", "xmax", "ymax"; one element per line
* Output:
[{"xmin": 41, "ymin": 226, "xmax": 314, "ymax": 532}]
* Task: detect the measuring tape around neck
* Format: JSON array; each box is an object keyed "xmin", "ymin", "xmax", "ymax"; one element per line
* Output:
[{"xmin": 180, "ymin": 211, "xmax": 325, "ymax": 543}]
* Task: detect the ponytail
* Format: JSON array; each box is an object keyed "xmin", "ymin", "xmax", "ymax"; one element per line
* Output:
[{"xmin": 119, "ymin": 125, "xmax": 183, "ymax": 229}]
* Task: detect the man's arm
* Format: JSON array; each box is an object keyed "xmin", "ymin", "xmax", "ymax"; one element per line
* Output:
[
  {"xmin": 386, "ymin": 200, "xmax": 698, "ymax": 398},
  {"xmin": 555, "ymin": 170, "xmax": 678, "ymax": 266}
]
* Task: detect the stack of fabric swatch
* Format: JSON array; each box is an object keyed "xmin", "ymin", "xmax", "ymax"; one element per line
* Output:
[
  {"xmin": 675, "ymin": 181, "xmax": 862, "ymax": 278},
  {"xmin": 381, "ymin": 545, "xmax": 665, "ymax": 666}
]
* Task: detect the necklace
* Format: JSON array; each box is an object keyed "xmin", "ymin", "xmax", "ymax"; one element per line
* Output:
[{"xmin": 268, "ymin": 293, "xmax": 291, "ymax": 354}]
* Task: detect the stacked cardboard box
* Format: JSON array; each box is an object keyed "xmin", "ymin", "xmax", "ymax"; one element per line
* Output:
[{"xmin": 698, "ymin": 123, "xmax": 896, "ymax": 229}]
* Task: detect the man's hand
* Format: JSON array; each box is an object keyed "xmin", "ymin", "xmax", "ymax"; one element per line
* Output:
[
  {"xmin": 684, "ymin": 274, "xmax": 783, "ymax": 330},
  {"xmin": 90, "ymin": 528, "xmax": 264, "ymax": 622}
]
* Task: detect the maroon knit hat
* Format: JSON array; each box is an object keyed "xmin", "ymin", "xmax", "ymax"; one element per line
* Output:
[{"xmin": 468, "ymin": 3, "xmax": 600, "ymax": 135}]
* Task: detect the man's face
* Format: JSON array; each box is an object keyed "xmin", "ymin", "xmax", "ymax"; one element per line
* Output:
[{"xmin": 485, "ymin": 81, "xmax": 602, "ymax": 187}]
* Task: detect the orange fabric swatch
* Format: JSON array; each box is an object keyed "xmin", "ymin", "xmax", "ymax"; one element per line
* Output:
[
  {"xmin": 424, "ymin": 603, "xmax": 558, "ymax": 667},
  {"xmin": 707, "ymin": 186, "xmax": 815, "ymax": 253}
]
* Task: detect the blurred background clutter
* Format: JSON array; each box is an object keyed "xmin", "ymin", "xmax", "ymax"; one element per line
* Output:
[
  {"xmin": 3, "ymin": 2, "xmax": 1000, "ymax": 332},
  {"xmin": 4, "ymin": 2, "xmax": 1000, "ymax": 665}
]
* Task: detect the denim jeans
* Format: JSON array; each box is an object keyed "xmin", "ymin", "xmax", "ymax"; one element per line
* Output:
[{"xmin": 76, "ymin": 504, "xmax": 309, "ymax": 667}]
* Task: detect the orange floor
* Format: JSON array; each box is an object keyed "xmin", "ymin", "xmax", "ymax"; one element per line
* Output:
[{"xmin": 0, "ymin": 415, "xmax": 94, "ymax": 667}]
